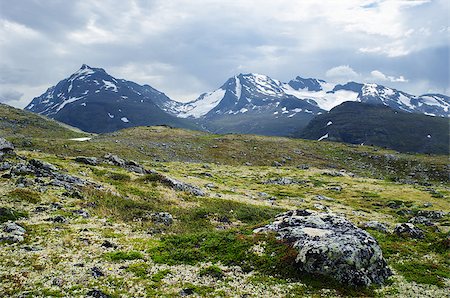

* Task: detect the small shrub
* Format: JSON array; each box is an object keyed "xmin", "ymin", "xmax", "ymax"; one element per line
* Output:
[
  {"xmin": 7, "ymin": 189, "xmax": 41, "ymax": 203},
  {"xmin": 199, "ymin": 265, "xmax": 224, "ymax": 279},
  {"xmin": 151, "ymin": 269, "xmax": 171, "ymax": 282},
  {"xmin": 126, "ymin": 262, "xmax": 150, "ymax": 278}
]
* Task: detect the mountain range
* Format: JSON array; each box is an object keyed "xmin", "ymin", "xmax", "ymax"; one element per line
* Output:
[{"xmin": 24, "ymin": 64, "xmax": 449, "ymax": 153}]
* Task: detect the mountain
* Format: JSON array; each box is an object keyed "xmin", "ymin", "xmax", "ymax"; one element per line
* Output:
[
  {"xmin": 25, "ymin": 65, "xmax": 196, "ymax": 133},
  {"xmin": 299, "ymin": 102, "xmax": 449, "ymax": 154},
  {"xmin": 153, "ymin": 74, "xmax": 448, "ymax": 137},
  {"xmin": 165, "ymin": 73, "xmax": 325, "ymax": 136},
  {"xmin": 283, "ymin": 77, "xmax": 450, "ymax": 117}
]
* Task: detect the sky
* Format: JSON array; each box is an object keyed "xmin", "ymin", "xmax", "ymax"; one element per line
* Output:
[{"xmin": 0, "ymin": 0, "xmax": 449, "ymax": 108}]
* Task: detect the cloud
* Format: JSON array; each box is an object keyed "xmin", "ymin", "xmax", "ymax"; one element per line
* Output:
[
  {"xmin": 0, "ymin": 89, "xmax": 23, "ymax": 102},
  {"xmin": 370, "ymin": 70, "xmax": 408, "ymax": 83},
  {"xmin": 0, "ymin": 0, "xmax": 448, "ymax": 108},
  {"xmin": 325, "ymin": 65, "xmax": 359, "ymax": 82}
]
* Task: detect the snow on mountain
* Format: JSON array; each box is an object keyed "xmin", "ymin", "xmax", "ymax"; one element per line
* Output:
[{"xmin": 25, "ymin": 64, "xmax": 193, "ymax": 133}]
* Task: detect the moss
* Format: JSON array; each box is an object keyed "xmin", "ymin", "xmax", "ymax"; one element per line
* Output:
[
  {"xmin": 199, "ymin": 265, "xmax": 224, "ymax": 279},
  {"xmin": 125, "ymin": 262, "xmax": 150, "ymax": 278},
  {"xmin": 7, "ymin": 189, "xmax": 41, "ymax": 204},
  {"xmin": 0, "ymin": 207, "xmax": 28, "ymax": 223}
]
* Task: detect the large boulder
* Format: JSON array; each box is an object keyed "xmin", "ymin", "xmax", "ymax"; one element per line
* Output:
[
  {"xmin": 254, "ymin": 210, "xmax": 391, "ymax": 287},
  {"xmin": 0, "ymin": 138, "xmax": 14, "ymax": 152},
  {"xmin": 0, "ymin": 221, "xmax": 26, "ymax": 243}
]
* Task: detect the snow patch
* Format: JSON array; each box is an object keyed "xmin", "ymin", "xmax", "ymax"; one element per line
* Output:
[
  {"xmin": 108, "ymin": 113, "xmax": 114, "ymax": 118},
  {"xmin": 121, "ymin": 117, "xmax": 129, "ymax": 123},
  {"xmin": 178, "ymin": 88, "xmax": 226, "ymax": 118},
  {"xmin": 103, "ymin": 80, "xmax": 118, "ymax": 92},
  {"xmin": 69, "ymin": 137, "xmax": 91, "ymax": 142},
  {"xmin": 318, "ymin": 133, "xmax": 329, "ymax": 141},
  {"xmin": 327, "ymin": 121, "xmax": 333, "ymax": 126}
]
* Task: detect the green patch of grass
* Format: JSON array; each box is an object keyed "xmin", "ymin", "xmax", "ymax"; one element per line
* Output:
[
  {"xmin": 7, "ymin": 188, "xmax": 41, "ymax": 203},
  {"xmin": 103, "ymin": 250, "xmax": 144, "ymax": 261},
  {"xmin": 126, "ymin": 262, "xmax": 150, "ymax": 278},
  {"xmin": 0, "ymin": 207, "xmax": 28, "ymax": 223},
  {"xmin": 151, "ymin": 269, "xmax": 171, "ymax": 282},
  {"xmin": 108, "ymin": 172, "xmax": 131, "ymax": 181},
  {"xmin": 199, "ymin": 265, "xmax": 224, "ymax": 279},
  {"xmin": 394, "ymin": 262, "xmax": 449, "ymax": 287}
]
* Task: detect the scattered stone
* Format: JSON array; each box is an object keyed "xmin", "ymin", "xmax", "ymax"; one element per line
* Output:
[
  {"xmin": 258, "ymin": 192, "xmax": 268, "ymax": 197},
  {"xmin": 416, "ymin": 210, "xmax": 446, "ymax": 220},
  {"xmin": 313, "ymin": 203, "xmax": 329, "ymax": 211},
  {"xmin": 51, "ymin": 202, "xmax": 63, "ymax": 210},
  {"xmin": 263, "ymin": 177, "xmax": 306, "ymax": 185},
  {"xmin": 328, "ymin": 186, "xmax": 342, "ymax": 192},
  {"xmin": 254, "ymin": 210, "xmax": 392, "ymax": 287},
  {"xmin": 272, "ymin": 161, "xmax": 282, "ymax": 167},
  {"xmin": 180, "ymin": 288, "xmax": 194, "ymax": 296},
  {"xmin": 29, "ymin": 159, "xmax": 57, "ymax": 172},
  {"xmin": 314, "ymin": 195, "xmax": 335, "ymax": 202},
  {"xmin": 361, "ymin": 221, "xmax": 389, "ymax": 233},
  {"xmin": 244, "ymin": 162, "xmax": 252, "ymax": 166},
  {"xmin": 0, "ymin": 138, "xmax": 14, "ymax": 153},
  {"xmin": 0, "ymin": 162, "xmax": 11, "ymax": 171},
  {"xmin": 52, "ymin": 277, "xmax": 64, "ymax": 287},
  {"xmin": 158, "ymin": 175, "xmax": 205, "ymax": 196},
  {"xmin": 205, "ymin": 183, "xmax": 216, "ymax": 189},
  {"xmin": 48, "ymin": 215, "xmax": 67, "ymax": 223},
  {"xmin": 86, "ymin": 289, "xmax": 111, "ymax": 298},
  {"xmin": 297, "ymin": 164, "xmax": 309, "ymax": 170},
  {"xmin": 73, "ymin": 209, "xmax": 90, "ymax": 218},
  {"xmin": 322, "ymin": 170, "xmax": 344, "ymax": 177},
  {"xmin": 75, "ymin": 156, "xmax": 98, "ymax": 166},
  {"xmin": 0, "ymin": 221, "xmax": 26, "ymax": 243},
  {"xmin": 34, "ymin": 206, "xmax": 48, "ymax": 212},
  {"xmin": 91, "ymin": 266, "xmax": 104, "ymax": 278},
  {"xmin": 394, "ymin": 223, "xmax": 424, "ymax": 239},
  {"xmin": 423, "ymin": 202, "xmax": 433, "ymax": 208},
  {"xmin": 408, "ymin": 216, "xmax": 434, "ymax": 226},
  {"xmin": 101, "ymin": 240, "xmax": 118, "ymax": 249},
  {"xmin": 150, "ymin": 212, "xmax": 173, "ymax": 226},
  {"xmin": 104, "ymin": 153, "xmax": 125, "ymax": 166}
]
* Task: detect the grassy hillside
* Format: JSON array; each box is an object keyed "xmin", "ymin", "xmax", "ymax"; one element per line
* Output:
[
  {"xmin": 0, "ymin": 106, "xmax": 449, "ymax": 297},
  {"xmin": 0, "ymin": 103, "xmax": 89, "ymax": 142},
  {"xmin": 299, "ymin": 102, "xmax": 450, "ymax": 154}
]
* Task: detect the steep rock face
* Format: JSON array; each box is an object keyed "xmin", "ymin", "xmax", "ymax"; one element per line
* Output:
[
  {"xmin": 254, "ymin": 210, "xmax": 392, "ymax": 287},
  {"xmin": 25, "ymin": 65, "xmax": 194, "ymax": 133}
]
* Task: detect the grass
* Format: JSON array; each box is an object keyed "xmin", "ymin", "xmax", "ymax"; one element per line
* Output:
[
  {"xmin": 6, "ymin": 189, "xmax": 41, "ymax": 204},
  {"xmin": 0, "ymin": 207, "xmax": 28, "ymax": 223},
  {"xmin": 103, "ymin": 250, "xmax": 144, "ymax": 261}
]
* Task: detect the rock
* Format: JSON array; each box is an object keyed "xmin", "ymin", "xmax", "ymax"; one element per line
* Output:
[
  {"xmin": 361, "ymin": 221, "xmax": 389, "ymax": 233},
  {"xmin": 151, "ymin": 212, "xmax": 173, "ymax": 226},
  {"xmin": 328, "ymin": 186, "xmax": 342, "ymax": 192},
  {"xmin": 34, "ymin": 206, "xmax": 48, "ymax": 212},
  {"xmin": 1, "ymin": 221, "xmax": 26, "ymax": 243},
  {"xmin": 91, "ymin": 266, "xmax": 104, "ymax": 278},
  {"xmin": 101, "ymin": 240, "xmax": 118, "ymax": 249},
  {"xmin": 86, "ymin": 289, "xmax": 111, "ymax": 298},
  {"xmin": 416, "ymin": 210, "xmax": 446, "ymax": 220},
  {"xmin": 423, "ymin": 202, "xmax": 433, "ymax": 208},
  {"xmin": 272, "ymin": 161, "xmax": 282, "ymax": 167},
  {"xmin": 314, "ymin": 195, "xmax": 335, "ymax": 201},
  {"xmin": 158, "ymin": 175, "xmax": 205, "ymax": 196},
  {"xmin": 254, "ymin": 210, "xmax": 392, "ymax": 287},
  {"xmin": 205, "ymin": 183, "xmax": 216, "ymax": 189},
  {"xmin": 48, "ymin": 215, "xmax": 67, "ymax": 223},
  {"xmin": 0, "ymin": 138, "xmax": 14, "ymax": 152},
  {"xmin": 322, "ymin": 170, "xmax": 344, "ymax": 177},
  {"xmin": 75, "ymin": 156, "xmax": 98, "ymax": 166},
  {"xmin": 0, "ymin": 162, "xmax": 11, "ymax": 171},
  {"xmin": 73, "ymin": 209, "xmax": 90, "ymax": 218},
  {"xmin": 104, "ymin": 153, "xmax": 125, "ymax": 166},
  {"xmin": 408, "ymin": 216, "xmax": 434, "ymax": 226},
  {"xmin": 29, "ymin": 159, "xmax": 57, "ymax": 172},
  {"xmin": 263, "ymin": 177, "xmax": 306, "ymax": 185},
  {"xmin": 180, "ymin": 288, "xmax": 194, "ymax": 296},
  {"xmin": 394, "ymin": 223, "xmax": 424, "ymax": 239},
  {"xmin": 297, "ymin": 164, "xmax": 309, "ymax": 170}
]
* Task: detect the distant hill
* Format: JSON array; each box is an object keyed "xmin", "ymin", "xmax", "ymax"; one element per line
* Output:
[
  {"xmin": 0, "ymin": 103, "xmax": 87, "ymax": 141},
  {"xmin": 299, "ymin": 102, "xmax": 449, "ymax": 154}
]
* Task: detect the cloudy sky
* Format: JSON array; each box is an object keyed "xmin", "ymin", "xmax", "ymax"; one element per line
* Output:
[{"xmin": 0, "ymin": 0, "xmax": 449, "ymax": 108}]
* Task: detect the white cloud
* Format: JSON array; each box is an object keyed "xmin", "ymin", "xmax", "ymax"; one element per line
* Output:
[
  {"xmin": 370, "ymin": 70, "xmax": 408, "ymax": 83},
  {"xmin": 325, "ymin": 65, "xmax": 359, "ymax": 82}
]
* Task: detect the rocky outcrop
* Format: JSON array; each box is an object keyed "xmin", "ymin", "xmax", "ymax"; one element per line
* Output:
[
  {"xmin": 158, "ymin": 175, "xmax": 205, "ymax": 196},
  {"xmin": 75, "ymin": 156, "xmax": 98, "ymax": 166},
  {"xmin": 254, "ymin": 210, "xmax": 392, "ymax": 287}
]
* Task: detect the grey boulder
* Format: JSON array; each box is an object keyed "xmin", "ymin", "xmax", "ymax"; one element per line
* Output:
[{"xmin": 254, "ymin": 210, "xmax": 392, "ymax": 287}]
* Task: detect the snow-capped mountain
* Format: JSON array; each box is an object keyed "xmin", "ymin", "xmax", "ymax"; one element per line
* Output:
[
  {"xmin": 160, "ymin": 74, "xmax": 449, "ymax": 121},
  {"xmin": 283, "ymin": 78, "xmax": 449, "ymax": 117},
  {"xmin": 25, "ymin": 65, "xmax": 194, "ymax": 133},
  {"xmin": 163, "ymin": 73, "xmax": 324, "ymax": 136}
]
